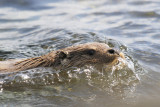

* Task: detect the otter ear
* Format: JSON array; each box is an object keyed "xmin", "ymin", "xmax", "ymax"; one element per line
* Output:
[{"xmin": 59, "ymin": 51, "xmax": 67, "ymax": 59}]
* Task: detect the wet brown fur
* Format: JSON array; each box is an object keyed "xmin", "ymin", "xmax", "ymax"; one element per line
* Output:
[{"xmin": 0, "ymin": 42, "xmax": 123, "ymax": 73}]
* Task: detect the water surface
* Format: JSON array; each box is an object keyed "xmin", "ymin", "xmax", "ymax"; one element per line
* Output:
[{"xmin": 0, "ymin": 0, "xmax": 160, "ymax": 107}]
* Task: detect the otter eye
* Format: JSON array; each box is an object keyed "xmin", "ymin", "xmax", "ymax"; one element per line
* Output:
[
  {"xmin": 86, "ymin": 49, "xmax": 95, "ymax": 56},
  {"xmin": 59, "ymin": 51, "xmax": 67, "ymax": 59},
  {"xmin": 108, "ymin": 49, "xmax": 115, "ymax": 54}
]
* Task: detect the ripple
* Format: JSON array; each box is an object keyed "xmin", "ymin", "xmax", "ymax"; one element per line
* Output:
[
  {"xmin": 129, "ymin": 11, "xmax": 160, "ymax": 18},
  {"xmin": 0, "ymin": 0, "xmax": 54, "ymax": 11},
  {"xmin": 0, "ymin": 16, "xmax": 39, "ymax": 24},
  {"xmin": 128, "ymin": 1, "xmax": 152, "ymax": 5}
]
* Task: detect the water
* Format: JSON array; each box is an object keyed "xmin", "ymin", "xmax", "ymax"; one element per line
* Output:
[{"xmin": 0, "ymin": 0, "xmax": 160, "ymax": 107}]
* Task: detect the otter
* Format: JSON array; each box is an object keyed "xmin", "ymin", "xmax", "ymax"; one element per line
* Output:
[{"xmin": 0, "ymin": 42, "xmax": 125, "ymax": 73}]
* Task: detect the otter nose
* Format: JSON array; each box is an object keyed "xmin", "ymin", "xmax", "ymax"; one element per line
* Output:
[{"xmin": 119, "ymin": 52, "xmax": 125, "ymax": 59}]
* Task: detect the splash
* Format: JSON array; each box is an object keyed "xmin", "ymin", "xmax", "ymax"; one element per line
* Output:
[
  {"xmin": 0, "ymin": 51, "xmax": 144, "ymax": 101},
  {"xmin": 0, "ymin": 80, "xmax": 4, "ymax": 92}
]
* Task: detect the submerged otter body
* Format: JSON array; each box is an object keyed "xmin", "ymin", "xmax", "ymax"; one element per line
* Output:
[{"xmin": 0, "ymin": 42, "xmax": 125, "ymax": 73}]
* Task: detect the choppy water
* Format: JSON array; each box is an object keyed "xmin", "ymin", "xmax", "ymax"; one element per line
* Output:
[{"xmin": 0, "ymin": 0, "xmax": 160, "ymax": 107}]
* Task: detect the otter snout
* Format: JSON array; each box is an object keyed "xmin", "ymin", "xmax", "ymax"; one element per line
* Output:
[{"xmin": 119, "ymin": 52, "xmax": 125, "ymax": 59}]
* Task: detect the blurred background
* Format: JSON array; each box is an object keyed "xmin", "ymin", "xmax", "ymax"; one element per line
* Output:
[{"xmin": 0, "ymin": 0, "xmax": 160, "ymax": 107}]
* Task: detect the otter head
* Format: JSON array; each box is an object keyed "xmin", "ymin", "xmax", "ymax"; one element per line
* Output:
[{"xmin": 56, "ymin": 42, "xmax": 125, "ymax": 69}]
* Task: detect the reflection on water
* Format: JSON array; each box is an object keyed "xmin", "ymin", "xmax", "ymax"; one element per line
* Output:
[{"xmin": 0, "ymin": 0, "xmax": 160, "ymax": 107}]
